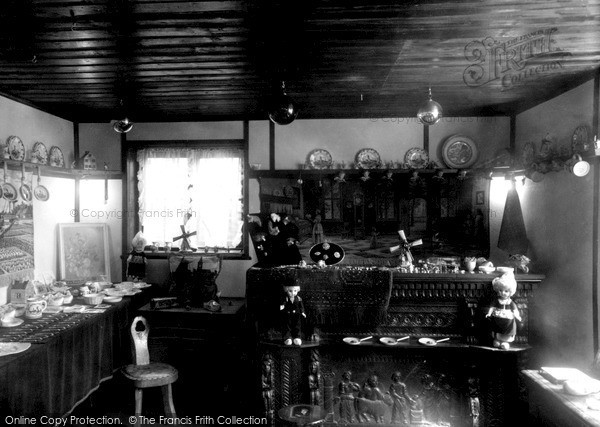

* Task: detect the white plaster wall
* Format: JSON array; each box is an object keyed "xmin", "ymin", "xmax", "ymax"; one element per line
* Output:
[{"xmin": 515, "ymin": 79, "xmax": 596, "ymax": 370}]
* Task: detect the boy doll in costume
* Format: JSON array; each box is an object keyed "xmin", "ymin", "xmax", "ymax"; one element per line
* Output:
[{"xmin": 280, "ymin": 281, "xmax": 306, "ymax": 345}]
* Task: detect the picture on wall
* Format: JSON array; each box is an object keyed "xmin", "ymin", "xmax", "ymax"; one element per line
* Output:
[
  {"xmin": 58, "ymin": 223, "xmax": 110, "ymax": 284},
  {"xmin": 252, "ymin": 172, "xmax": 490, "ymax": 266},
  {"xmin": 0, "ymin": 167, "xmax": 34, "ymax": 287}
]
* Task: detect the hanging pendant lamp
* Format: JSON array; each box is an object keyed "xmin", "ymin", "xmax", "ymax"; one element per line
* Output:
[
  {"xmin": 268, "ymin": 81, "xmax": 298, "ymax": 125},
  {"xmin": 417, "ymin": 87, "xmax": 443, "ymax": 125},
  {"xmin": 113, "ymin": 98, "xmax": 134, "ymax": 133},
  {"xmin": 113, "ymin": 117, "xmax": 133, "ymax": 133}
]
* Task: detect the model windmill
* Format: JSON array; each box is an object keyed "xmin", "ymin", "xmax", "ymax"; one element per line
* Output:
[
  {"xmin": 389, "ymin": 230, "xmax": 423, "ymax": 267},
  {"xmin": 173, "ymin": 212, "xmax": 197, "ymax": 251}
]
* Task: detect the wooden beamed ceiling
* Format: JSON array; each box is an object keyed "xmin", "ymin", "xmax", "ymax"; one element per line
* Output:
[{"xmin": 0, "ymin": 0, "xmax": 598, "ymax": 123}]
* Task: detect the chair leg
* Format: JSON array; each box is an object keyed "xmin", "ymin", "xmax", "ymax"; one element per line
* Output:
[
  {"xmin": 134, "ymin": 388, "xmax": 143, "ymax": 427},
  {"xmin": 162, "ymin": 384, "xmax": 176, "ymax": 417}
]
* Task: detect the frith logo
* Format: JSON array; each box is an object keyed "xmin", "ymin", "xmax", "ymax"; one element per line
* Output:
[{"xmin": 463, "ymin": 28, "xmax": 570, "ymax": 91}]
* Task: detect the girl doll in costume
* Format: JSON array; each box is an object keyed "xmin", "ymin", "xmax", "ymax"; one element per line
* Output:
[{"xmin": 486, "ymin": 273, "xmax": 522, "ymax": 349}]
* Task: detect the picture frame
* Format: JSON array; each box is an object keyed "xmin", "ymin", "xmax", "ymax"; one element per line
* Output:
[
  {"xmin": 476, "ymin": 190, "xmax": 485, "ymax": 205},
  {"xmin": 58, "ymin": 223, "xmax": 110, "ymax": 284}
]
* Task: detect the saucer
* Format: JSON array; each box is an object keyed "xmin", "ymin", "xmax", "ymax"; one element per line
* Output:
[
  {"xmin": 1, "ymin": 318, "xmax": 24, "ymax": 328},
  {"xmin": 104, "ymin": 296, "xmax": 122, "ymax": 304}
]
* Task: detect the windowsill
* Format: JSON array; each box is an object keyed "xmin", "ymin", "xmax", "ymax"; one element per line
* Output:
[{"xmin": 142, "ymin": 251, "xmax": 251, "ymax": 261}]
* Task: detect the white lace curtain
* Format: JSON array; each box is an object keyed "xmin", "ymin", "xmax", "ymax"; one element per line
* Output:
[{"xmin": 137, "ymin": 147, "xmax": 243, "ymax": 249}]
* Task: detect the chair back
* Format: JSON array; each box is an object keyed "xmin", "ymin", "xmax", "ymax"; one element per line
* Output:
[{"xmin": 130, "ymin": 315, "xmax": 150, "ymax": 365}]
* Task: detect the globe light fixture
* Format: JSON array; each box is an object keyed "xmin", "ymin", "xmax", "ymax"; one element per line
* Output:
[
  {"xmin": 268, "ymin": 81, "xmax": 298, "ymax": 125},
  {"xmin": 417, "ymin": 87, "xmax": 443, "ymax": 125},
  {"xmin": 113, "ymin": 117, "xmax": 133, "ymax": 133}
]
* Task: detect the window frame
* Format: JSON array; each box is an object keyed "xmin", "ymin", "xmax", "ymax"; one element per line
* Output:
[{"xmin": 124, "ymin": 139, "xmax": 249, "ymax": 261}]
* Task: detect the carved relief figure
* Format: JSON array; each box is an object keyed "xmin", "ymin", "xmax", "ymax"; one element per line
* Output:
[
  {"xmin": 337, "ymin": 370, "xmax": 360, "ymax": 423},
  {"xmin": 261, "ymin": 354, "xmax": 275, "ymax": 421},
  {"xmin": 309, "ymin": 359, "xmax": 322, "ymax": 406},
  {"xmin": 389, "ymin": 371, "xmax": 413, "ymax": 425},
  {"xmin": 356, "ymin": 374, "xmax": 391, "ymax": 423}
]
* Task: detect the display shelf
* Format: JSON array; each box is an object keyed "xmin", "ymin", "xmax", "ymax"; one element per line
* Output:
[
  {"xmin": 1, "ymin": 159, "xmax": 122, "ymax": 180},
  {"xmin": 248, "ymin": 167, "xmax": 457, "ymax": 179}
]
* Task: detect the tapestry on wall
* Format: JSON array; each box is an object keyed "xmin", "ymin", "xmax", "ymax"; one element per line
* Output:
[{"xmin": 0, "ymin": 167, "xmax": 34, "ymax": 287}]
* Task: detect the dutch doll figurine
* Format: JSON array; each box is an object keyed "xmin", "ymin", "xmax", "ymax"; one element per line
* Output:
[
  {"xmin": 486, "ymin": 272, "xmax": 522, "ymax": 349},
  {"xmin": 280, "ymin": 281, "xmax": 306, "ymax": 345}
]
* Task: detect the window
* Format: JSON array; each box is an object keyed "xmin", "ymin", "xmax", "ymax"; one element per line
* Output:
[{"xmin": 136, "ymin": 146, "xmax": 245, "ymax": 254}]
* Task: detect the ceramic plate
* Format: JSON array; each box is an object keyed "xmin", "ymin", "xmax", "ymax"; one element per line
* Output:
[
  {"xmin": 0, "ymin": 342, "xmax": 31, "ymax": 356},
  {"xmin": 307, "ymin": 149, "xmax": 333, "ymax": 169},
  {"xmin": 34, "ymin": 185, "xmax": 49, "ymax": 202},
  {"xmin": 283, "ymin": 185, "xmax": 294, "ymax": 198},
  {"xmin": 103, "ymin": 296, "xmax": 122, "ymax": 304},
  {"xmin": 572, "ymin": 125, "xmax": 591, "ymax": 155},
  {"xmin": 49, "ymin": 146, "xmax": 65, "ymax": 167},
  {"xmin": 7, "ymin": 136, "xmax": 25, "ymax": 161},
  {"xmin": 539, "ymin": 136, "xmax": 554, "ymax": 161},
  {"xmin": 2, "ymin": 183, "xmax": 18, "ymax": 202},
  {"xmin": 31, "ymin": 142, "xmax": 48, "ymax": 165},
  {"xmin": 309, "ymin": 242, "xmax": 345, "ymax": 265},
  {"xmin": 134, "ymin": 283, "xmax": 151, "ymax": 289},
  {"xmin": 441, "ymin": 135, "xmax": 478, "ymax": 169},
  {"xmin": 1, "ymin": 318, "xmax": 24, "ymax": 328},
  {"xmin": 355, "ymin": 148, "xmax": 381, "ymax": 169},
  {"xmin": 404, "ymin": 147, "xmax": 429, "ymax": 169},
  {"xmin": 521, "ymin": 142, "xmax": 536, "ymax": 168}
]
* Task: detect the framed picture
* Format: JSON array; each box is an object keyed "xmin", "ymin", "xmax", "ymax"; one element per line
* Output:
[
  {"xmin": 476, "ymin": 191, "xmax": 485, "ymax": 205},
  {"xmin": 58, "ymin": 223, "xmax": 110, "ymax": 284}
]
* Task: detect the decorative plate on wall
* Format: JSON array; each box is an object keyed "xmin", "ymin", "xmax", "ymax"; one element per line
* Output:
[
  {"xmin": 404, "ymin": 148, "xmax": 429, "ymax": 169},
  {"xmin": 31, "ymin": 141, "xmax": 48, "ymax": 164},
  {"xmin": 572, "ymin": 125, "xmax": 591, "ymax": 155},
  {"xmin": 7, "ymin": 136, "xmax": 25, "ymax": 161},
  {"xmin": 49, "ymin": 146, "xmax": 65, "ymax": 167},
  {"xmin": 441, "ymin": 135, "xmax": 478, "ymax": 169},
  {"xmin": 307, "ymin": 149, "xmax": 333, "ymax": 169},
  {"xmin": 521, "ymin": 141, "xmax": 536, "ymax": 168},
  {"xmin": 355, "ymin": 148, "xmax": 381, "ymax": 169}
]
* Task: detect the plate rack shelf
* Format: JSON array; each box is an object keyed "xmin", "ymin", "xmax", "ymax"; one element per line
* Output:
[
  {"xmin": 248, "ymin": 168, "xmax": 458, "ymax": 179},
  {"xmin": 0, "ymin": 159, "xmax": 122, "ymax": 180}
]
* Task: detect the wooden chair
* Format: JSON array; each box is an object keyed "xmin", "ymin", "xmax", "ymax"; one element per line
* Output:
[{"xmin": 121, "ymin": 316, "xmax": 178, "ymax": 425}]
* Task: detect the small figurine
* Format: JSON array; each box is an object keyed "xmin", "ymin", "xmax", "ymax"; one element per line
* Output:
[
  {"xmin": 312, "ymin": 211, "xmax": 325, "ymax": 244},
  {"xmin": 280, "ymin": 282, "xmax": 306, "ymax": 345},
  {"xmin": 486, "ymin": 273, "xmax": 522, "ymax": 349}
]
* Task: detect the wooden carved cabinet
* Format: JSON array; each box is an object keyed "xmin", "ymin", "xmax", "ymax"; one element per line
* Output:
[{"xmin": 247, "ymin": 266, "xmax": 543, "ymax": 426}]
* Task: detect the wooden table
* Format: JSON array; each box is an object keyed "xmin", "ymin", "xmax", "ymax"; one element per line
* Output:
[
  {"xmin": 0, "ymin": 291, "xmax": 150, "ymax": 416},
  {"xmin": 137, "ymin": 298, "xmax": 249, "ymax": 415},
  {"xmin": 522, "ymin": 369, "xmax": 600, "ymax": 426}
]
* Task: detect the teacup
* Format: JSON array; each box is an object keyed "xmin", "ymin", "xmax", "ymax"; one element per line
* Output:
[
  {"xmin": 25, "ymin": 297, "xmax": 47, "ymax": 319},
  {"xmin": 1, "ymin": 306, "xmax": 16, "ymax": 326}
]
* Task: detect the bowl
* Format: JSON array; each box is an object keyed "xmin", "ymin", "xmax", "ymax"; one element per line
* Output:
[
  {"xmin": 82, "ymin": 293, "xmax": 104, "ymax": 305},
  {"xmin": 478, "ymin": 266, "xmax": 496, "ymax": 274}
]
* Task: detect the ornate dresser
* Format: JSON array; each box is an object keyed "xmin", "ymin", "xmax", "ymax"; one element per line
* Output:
[{"xmin": 246, "ymin": 265, "xmax": 543, "ymax": 426}]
